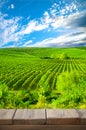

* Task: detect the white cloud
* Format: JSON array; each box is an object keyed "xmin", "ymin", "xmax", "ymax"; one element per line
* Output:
[
  {"xmin": 10, "ymin": 4, "xmax": 14, "ymax": 9},
  {"xmin": 20, "ymin": 19, "xmax": 49, "ymax": 35},
  {"xmin": 17, "ymin": 12, "xmax": 50, "ymax": 36},
  {"xmin": 25, "ymin": 2, "xmax": 77, "ymax": 32},
  {"xmin": 23, "ymin": 40, "xmax": 32, "ymax": 47},
  {"xmin": 42, "ymin": 12, "xmax": 52, "ymax": 24},
  {"xmin": 35, "ymin": 23, "xmax": 48, "ymax": 31},
  {"xmin": 8, "ymin": 4, "xmax": 15, "ymax": 10},
  {"xmin": 0, "ymin": 1, "xmax": 86, "ymax": 47},
  {"xmin": 31, "ymin": 31, "xmax": 86, "ymax": 47},
  {"xmin": 63, "ymin": 11, "xmax": 86, "ymax": 30},
  {"xmin": 0, "ymin": 12, "xmax": 22, "ymax": 47},
  {"xmin": 0, "ymin": 11, "xmax": 49, "ymax": 47},
  {"xmin": 22, "ymin": 20, "xmax": 37, "ymax": 34},
  {"xmin": 51, "ymin": 16, "xmax": 64, "ymax": 29}
]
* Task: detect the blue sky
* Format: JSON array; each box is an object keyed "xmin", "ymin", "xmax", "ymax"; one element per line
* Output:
[{"xmin": 0, "ymin": 0, "xmax": 86, "ymax": 48}]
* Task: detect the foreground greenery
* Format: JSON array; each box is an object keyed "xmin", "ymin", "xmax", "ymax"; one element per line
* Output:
[{"xmin": 0, "ymin": 47, "xmax": 86, "ymax": 108}]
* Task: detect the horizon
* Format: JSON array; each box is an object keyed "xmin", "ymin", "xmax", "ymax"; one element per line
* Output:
[
  {"xmin": 0, "ymin": 44, "xmax": 86, "ymax": 49},
  {"xmin": 0, "ymin": 0, "xmax": 86, "ymax": 48}
]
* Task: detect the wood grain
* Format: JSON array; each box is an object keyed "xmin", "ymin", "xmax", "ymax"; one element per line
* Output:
[
  {"xmin": 77, "ymin": 109, "xmax": 86, "ymax": 125},
  {"xmin": 46, "ymin": 109, "xmax": 79, "ymax": 125},
  {"xmin": 13, "ymin": 109, "xmax": 46, "ymax": 125},
  {"xmin": 0, "ymin": 125, "xmax": 86, "ymax": 130},
  {"xmin": 0, "ymin": 109, "xmax": 16, "ymax": 125}
]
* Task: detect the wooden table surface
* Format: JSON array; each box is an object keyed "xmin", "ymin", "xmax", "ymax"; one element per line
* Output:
[{"xmin": 0, "ymin": 109, "xmax": 86, "ymax": 130}]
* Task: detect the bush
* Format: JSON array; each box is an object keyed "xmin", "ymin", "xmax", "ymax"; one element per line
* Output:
[
  {"xmin": 50, "ymin": 53, "xmax": 59, "ymax": 59},
  {"xmin": 59, "ymin": 53, "xmax": 69, "ymax": 60},
  {"xmin": 50, "ymin": 53, "xmax": 69, "ymax": 60},
  {"xmin": 55, "ymin": 71, "xmax": 86, "ymax": 108}
]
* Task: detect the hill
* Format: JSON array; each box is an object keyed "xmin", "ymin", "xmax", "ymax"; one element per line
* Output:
[{"xmin": 0, "ymin": 47, "xmax": 86, "ymax": 108}]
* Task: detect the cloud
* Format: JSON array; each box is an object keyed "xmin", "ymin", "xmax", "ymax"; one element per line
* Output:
[
  {"xmin": 0, "ymin": 0, "xmax": 14, "ymax": 9},
  {"xmin": 31, "ymin": 31, "xmax": 86, "ymax": 47},
  {"xmin": 59, "ymin": 2, "xmax": 78, "ymax": 15},
  {"xmin": 22, "ymin": 20, "xmax": 37, "ymax": 34},
  {"xmin": 40, "ymin": 2, "xmax": 79, "ymax": 30},
  {"xmin": 8, "ymin": 4, "xmax": 15, "ymax": 10},
  {"xmin": 19, "ymin": 1, "xmax": 80, "ymax": 35},
  {"xmin": 0, "ymin": 11, "xmax": 47, "ymax": 47},
  {"xmin": 10, "ymin": 4, "xmax": 15, "ymax": 9},
  {"xmin": 23, "ymin": 40, "xmax": 32, "ymax": 47},
  {"xmin": 0, "ymin": 12, "xmax": 22, "ymax": 47},
  {"xmin": 67, "ymin": 11, "xmax": 86, "ymax": 28},
  {"xmin": 69, "ymin": 32, "xmax": 85, "ymax": 36},
  {"xmin": 0, "ymin": 1, "xmax": 86, "ymax": 47},
  {"xmin": 0, "ymin": 11, "xmax": 49, "ymax": 47},
  {"xmin": 21, "ymin": 20, "xmax": 48, "ymax": 35}
]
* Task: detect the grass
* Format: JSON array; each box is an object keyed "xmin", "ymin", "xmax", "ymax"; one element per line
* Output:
[{"xmin": 0, "ymin": 47, "xmax": 86, "ymax": 108}]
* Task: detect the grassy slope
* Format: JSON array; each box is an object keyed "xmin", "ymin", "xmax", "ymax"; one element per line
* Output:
[
  {"xmin": 0, "ymin": 47, "xmax": 86, "ymax": 108},
  {"xmin": 0, "ymin": 46, "xmax": 86, "ymax": 58}
]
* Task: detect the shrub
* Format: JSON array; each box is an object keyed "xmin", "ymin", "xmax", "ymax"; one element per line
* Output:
[
  {"xmin": 55, "ymin": 71, "xmax": 86, "ymax": 108},
  {"xmin": 50, "ymin": 53, "xmax": 69, "ymax": 59},
  {"xmin": 59, "ymin": 53, "xmax": 69, "ymax": 60}
]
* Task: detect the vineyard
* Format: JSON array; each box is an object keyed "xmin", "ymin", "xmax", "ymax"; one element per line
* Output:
[{"xmin": 0, "ymin": 47, "xmax": 86, "ymax": 108}]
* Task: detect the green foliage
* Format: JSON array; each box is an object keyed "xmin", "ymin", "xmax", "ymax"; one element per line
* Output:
[
  {"xmin": 59, "ymin": 53, "xmax": 69, "ymax": 60},
  {"xmin": 0, "ymin": 83, "xmax": 9, "ymax": 100},
  {"xmin": 50, "ymin": 53, "xmax": 59, "ymax": 59},
  {"xmin": 51, "ymin": 53, "xmax": 69, "ymax": 59},
  {"xmin": 55, "ymin": 72, "xmax": 86, "ymax": 108},
  {"xmin": 0, "ymin": 47, "xmax": 86, "ymax": 108},
  {"xmin": 0, "ymin": 83, "xmax": 14, "ymax": 108},
  {"xmin": 0, "ymin": 83, "xmax": 39, "ymax": 108},
  {"xmin": 56, "ymin": 71, "xmax": 80, "ymax": 92}
]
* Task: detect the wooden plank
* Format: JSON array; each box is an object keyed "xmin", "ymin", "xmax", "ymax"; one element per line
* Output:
[
  {"xmin": 46, "ymin": 109, "xmax": 79, "ymax": 125},
  {"xmin": 77, "ymin": 109, "xmax": 86, "ymax": 125},
  {"xmin": 0, "ymin": 109, "xmax": 16, "ymax": 125},
  {"xmin": 13, "ymin": 109, "xmax": 46, "ymax": 125},
  {"xmin": 0, "ymin": 125, "xmax": 86, "ymax": 130}
]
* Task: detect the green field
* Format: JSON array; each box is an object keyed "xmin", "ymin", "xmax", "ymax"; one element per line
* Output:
[{"xmin": 0, "ymin": 47, "xmax": 86, "ymax": 108}]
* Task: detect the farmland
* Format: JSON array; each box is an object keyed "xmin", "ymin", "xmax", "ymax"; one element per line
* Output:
[{"xmin": 0, "ymin": 47, "xmax": 86, "ymax": 108}]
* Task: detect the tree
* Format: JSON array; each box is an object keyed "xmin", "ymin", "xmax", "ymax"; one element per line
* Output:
[
  {"xmin": 59, "ymin": 53, "xmax": 69, "ymax": 60},
  {"xmin": 50, "ymin": 53, "xmax": 69, "ymax": 59}
]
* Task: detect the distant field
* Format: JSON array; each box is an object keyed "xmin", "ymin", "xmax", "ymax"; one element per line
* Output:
[{"xmin": 0, "ymin": 47, "xmax": 86, "ymax": 108}]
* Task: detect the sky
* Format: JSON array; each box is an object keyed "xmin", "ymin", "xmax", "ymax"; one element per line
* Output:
[{"xmin": 0, "ymin": 0, "xmax": 86, "ymax": 48}]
